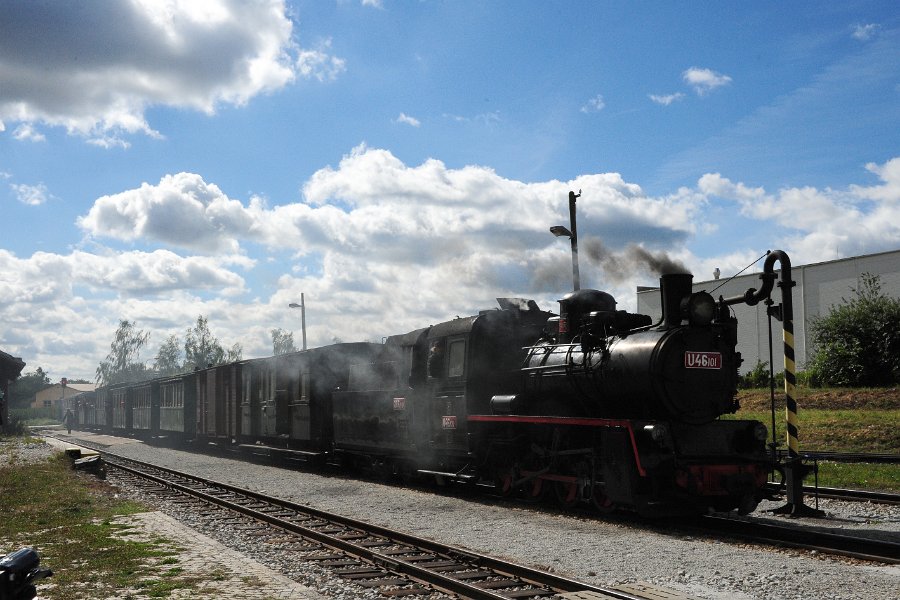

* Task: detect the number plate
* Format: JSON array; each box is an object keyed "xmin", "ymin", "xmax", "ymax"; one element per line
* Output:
[{"xmin": 684, "ymin": 351, "xmax": 722, "ymax": 369}]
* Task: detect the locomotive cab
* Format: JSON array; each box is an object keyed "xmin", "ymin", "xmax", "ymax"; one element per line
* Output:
[{"xmin": 422, "ymin": 301, "xmax": 554, "ymax": 458}]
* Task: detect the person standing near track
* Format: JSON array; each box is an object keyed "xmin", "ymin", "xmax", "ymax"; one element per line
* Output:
[{"xmin": 64, "ymin": 408, "xmax": 74, "ymax": 434}]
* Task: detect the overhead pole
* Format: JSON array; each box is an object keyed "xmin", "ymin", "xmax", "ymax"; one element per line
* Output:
[
  {"xmin": 550, "ymin": 190, "xmax": 582, "ymax": 292},
  {"xmin": 288, "ymin": 294, "xmax": 308, "ymax": 351},
  {"xmin": 568, "ymin": 191, "xmax": 581, "ymax": 291},
  {"xmin": 300, "ymin": 292, "xmax": 307, "ymax": 351}
]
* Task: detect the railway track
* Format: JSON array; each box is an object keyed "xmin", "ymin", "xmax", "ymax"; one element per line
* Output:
[
  {"xmin": 764, "ymin": 482, "xmax": 900, "ymax": 505},
  {"xmin": 698, "ymin": 514, "xmax": 900, "ymax": 564},
  {"xmin": 54, "ymin": 434, "xmax": 900, "ymax": 574},
  {"xmin": 777, "ymin": 450, "xmax": 900, "ymax": 464},
  {"xmin": 61, "ymin": 438, "xmax": 697, "ymax": 600}
]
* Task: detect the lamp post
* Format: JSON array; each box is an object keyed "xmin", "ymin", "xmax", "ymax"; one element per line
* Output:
[
  {"xmin": 550, "ymin": 190, "xmax": 581, "ymax": 291},
  {"xmin": 288, "ymin": 294, "xmax": 308, "ymax": 351}
]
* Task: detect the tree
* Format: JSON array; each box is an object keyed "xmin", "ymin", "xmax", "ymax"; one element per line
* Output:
[
  {"xmin": 7, "ymin": 367, "xmax": 51, "ymax": 409},
  {"xmin": 225, "ymin": 342, "xmax": 243, "ymax": 364},
  {"xmin": 183, "ymin": 316, "xmax": 243, "ymax": 370},
  {"xmin": 806, "ymin": 273, "xmax": 900, "ymax": 387},
  {"xmin": 271, "ymin": 328, "xmax": 297, "ymax": 356},
  {"xmin": 154, "ymin": 334, "xmax": 184, "ymax": 376},
  {"xmin": 96, "ymin": 320, "xmax": 150, "ymax": 386}
]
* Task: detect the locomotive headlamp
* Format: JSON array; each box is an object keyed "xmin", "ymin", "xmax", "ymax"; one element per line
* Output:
[{"xmin": 683, "ymin": 292, "xmax": 716, "ymax": 326}]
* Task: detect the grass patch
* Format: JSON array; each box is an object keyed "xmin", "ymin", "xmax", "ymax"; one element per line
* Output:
[
  {"xmin": 727, "ymin": 387, "xmax": 900, "ymax": 492},
  {"xmin": 813, "ymin": 462, "xmax": 899, "ymax": 491},
  {"xmin": 0, "ymin": 437, "xmax": 203, "ymax": 599},
  {"xmin": 731, "ymin": 408, "xmax": 900, "ymax": 454}
]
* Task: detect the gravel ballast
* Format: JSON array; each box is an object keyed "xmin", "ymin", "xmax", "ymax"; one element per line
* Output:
[{"xmin": 28, "ymin": 433, "xmax": 900, "ymax": 599}]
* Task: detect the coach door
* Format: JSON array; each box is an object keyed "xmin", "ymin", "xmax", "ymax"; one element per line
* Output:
[
  {"xmin": 132, "ymin": 384, "xmax": 152, "ymax": 431},
  {"xmin": 274, "ymin": 354, "xmax": 294, "ymax": 437},
  {"xmin": 259, "ymin": 361, "xmax": 277, "ymax": 437},
  {"xmin": 290, "ymin": 366, "xmax": 311, "ymax": 441},
  {"xmin": 242, "ymin": 362, "xmax": 263, "ymax": 437},
  {"xmin": 159, "ymin": 380, "xmax": 185, "ymax": 433},
  {"xmin": 112, "ymin": 387, "xmax": 130, "ymax": 430}
]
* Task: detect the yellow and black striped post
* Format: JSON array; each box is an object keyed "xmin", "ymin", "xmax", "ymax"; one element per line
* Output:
[
  {"xmin": 708, "ymin": 250, "xmax": 822, "ymax": 515},
  {"xmin": 781, "ymin": 284, "xmax": 799, "ymax": 458},
  {"xmin": 768, "ymin": 251, "xmax": 823, "ymax": 517}
]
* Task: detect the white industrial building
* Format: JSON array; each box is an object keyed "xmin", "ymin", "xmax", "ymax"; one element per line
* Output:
[{"xmin": 637, "ymin": 249, "xmax": 900, "ymax": 374}]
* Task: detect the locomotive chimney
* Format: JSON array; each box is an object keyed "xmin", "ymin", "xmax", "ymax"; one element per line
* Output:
[{"xmin": 660, "ymin": 273, "xmax": 693, "ymax": 328}]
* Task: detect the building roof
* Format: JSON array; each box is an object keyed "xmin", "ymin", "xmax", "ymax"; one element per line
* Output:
[{"xmin": 60, "ymin": 383, "xmax": 96, "ymax": 393}]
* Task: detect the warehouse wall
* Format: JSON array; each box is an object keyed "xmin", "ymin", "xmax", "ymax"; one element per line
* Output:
[{"xmin": 636, "ymin": 249, "xmax": 900, "ymax": 375}]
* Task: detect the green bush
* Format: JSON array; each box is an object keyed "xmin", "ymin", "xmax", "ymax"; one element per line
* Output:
[
  {"xmin": 1, "ymin": 412, "xmax": 28, "ymax": 436},
  {"xmin": 739, "ymin": 361, "xmax": 785, "ymax": 389},
  {"xmin": 739, "ymin": 361, "xmax": 770, "ymax": 389},
  {"xmin": 806, "ymin": 274, "xmax": 900, "ymax": 387}
]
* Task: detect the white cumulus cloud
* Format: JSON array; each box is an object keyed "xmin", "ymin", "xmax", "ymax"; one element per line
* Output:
[
  {"xmin": 11, "ymin": 182, "xmax": 52, "ymax": 206},
  {"xmin": 697, "ymin": 157, "xmax": 900, "ymax": 261},
  {"xmin": 0, "ymin": 0, "xmax": 342, "ymax": 145},
  {"xmin": 852, "ymin": 23, "xmax": 880, "ymax": 41},
  {"xmin": 649, "ymin": 92, "xmax": 686, "ymax": 106},
  {"xmin": 77, "ymin": 173, "xmax": 256, "ymax": 254},
  {"xmin": 683, "ymin": 67, "xmax": 732, "ymax": 95},
  {"xmin": 11, "ymin": 146, "xmax": 900, "ymax": 380},
  {"xmin": 395, "ymin": 113, "xmax": 421, "ymax": 127},
  {"xmin": 581, "ymin": 94, "xmax": 606, "ymax": 113}
]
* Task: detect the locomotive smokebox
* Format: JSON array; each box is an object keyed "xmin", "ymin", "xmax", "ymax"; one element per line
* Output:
[{"xmin": 660, "ymin": 273, "xmax": 693, "ymax": 328}]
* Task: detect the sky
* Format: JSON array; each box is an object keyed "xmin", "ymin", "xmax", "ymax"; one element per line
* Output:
[{"xmin": 1, "ymin": 0, "xmax": 899, "ymax": 382}]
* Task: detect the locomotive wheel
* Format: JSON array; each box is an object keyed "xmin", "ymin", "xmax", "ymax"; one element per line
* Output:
[
  {"xmin": 518, "ymin": 452, "xmax": 549, "ymax": 503},
  {"xmin": 494, "ymin": 469, "xmax": 516, "ymax": 497},
  {"xmin": 498, "ymin": 474, "xmax": 514, "ymax": 496},
  {"xmin": 591, "ymin": 485, "xmax": 615, "ymax": 513},
  {"xmin": 554, "ymin": 481, "xmax": 580, "ymax": 509},
  {"xmin": 520, "ymin": 476, "xmax": 547, "ymax": 503}
]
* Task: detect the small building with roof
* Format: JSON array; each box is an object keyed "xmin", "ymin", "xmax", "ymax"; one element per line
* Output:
[{"xmin": 32, "ymin": 382, "xmax": 97, "ymax": 411}]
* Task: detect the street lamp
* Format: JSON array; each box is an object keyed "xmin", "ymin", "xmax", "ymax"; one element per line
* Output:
[
  {"xmin": 288, "ymin": 293, "xmax": 308, "ymax": 351},
  {"xmin": 550, "ymin": 190, "xmax": 581, "ymax": 291}
]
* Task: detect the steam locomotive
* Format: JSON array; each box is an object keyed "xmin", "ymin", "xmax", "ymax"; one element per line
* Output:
[{"xmin": 68, "ymin": 265, "xmax": 777, "ymax": 516}]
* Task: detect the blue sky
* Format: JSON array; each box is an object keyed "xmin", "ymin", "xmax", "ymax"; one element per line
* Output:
[{"xmin": 2, "ymin": 0, "xmax": 898, "ymax": 381}]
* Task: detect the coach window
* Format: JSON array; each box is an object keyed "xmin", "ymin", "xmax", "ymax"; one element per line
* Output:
[
  {"xmin": 301, "ymin": 370, "xmax": 310, "ymax": 403},
  {"xmin": 447, "ymin": 339, "xmax": 466, "ymax": 378}
]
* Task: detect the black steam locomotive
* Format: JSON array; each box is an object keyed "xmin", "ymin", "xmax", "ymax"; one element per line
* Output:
[{"xmin": 68, "ymin": 265, "xmax": 777, "ymax": 516}]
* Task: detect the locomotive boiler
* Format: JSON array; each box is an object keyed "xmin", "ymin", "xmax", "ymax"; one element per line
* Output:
[{"xmin": 513, "ymin": 273, "xmax": 743, "ymax": 424}]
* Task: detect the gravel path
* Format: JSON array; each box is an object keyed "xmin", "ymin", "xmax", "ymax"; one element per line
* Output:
[{"xmin": 22, "ymin": 433, "xmax": 900, "ymax": 599}]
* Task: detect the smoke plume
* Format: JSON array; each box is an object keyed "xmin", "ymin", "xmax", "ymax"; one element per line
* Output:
[{"xmin": 582, "ymin": 237, "xmax": 688, "ymax": 283}]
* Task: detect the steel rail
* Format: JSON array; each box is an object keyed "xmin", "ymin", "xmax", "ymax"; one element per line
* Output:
[
  {"xmin": 775, "ymin": 450, "xmax": 900, "ymax": 464},
  {"xmin": 700, "ymin": 514, "xmax": 900, "ymax": 564},
  {"xmin": 94, "ymin": 449, "xmax": 665, "ymax": 600},
  {"xmin": 765, "ymin": 482, "xmax": 900, "ymax": 505}
]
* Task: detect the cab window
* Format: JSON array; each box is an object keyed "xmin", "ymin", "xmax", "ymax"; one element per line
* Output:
[{"xmin": 447, "ymin": 339, "xmax": 466, "ymax": 378}]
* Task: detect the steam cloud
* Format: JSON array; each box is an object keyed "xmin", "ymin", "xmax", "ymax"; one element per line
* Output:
[{"xmin": 582, "ymin": 238, "xmax": 688, "ymax": 283}]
